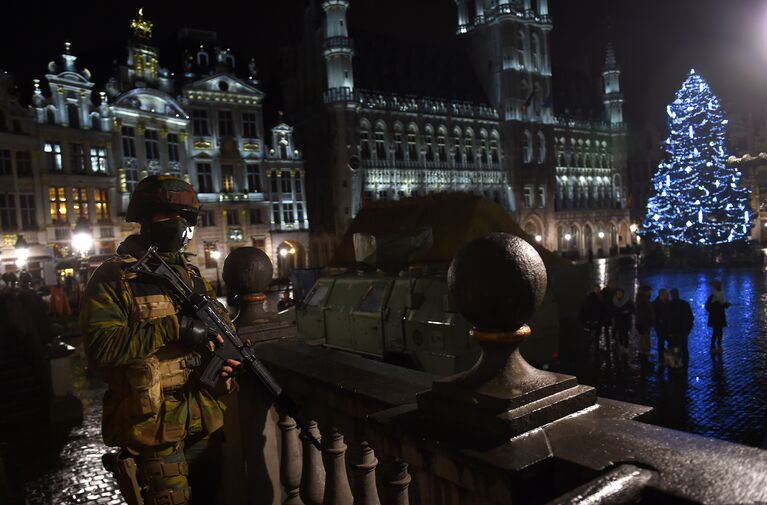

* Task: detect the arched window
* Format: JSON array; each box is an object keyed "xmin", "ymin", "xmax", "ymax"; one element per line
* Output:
[
  {"xmin": 537, "ymin": 131, "xmax": 546, "ymax": 163},
  {"xmin": 374, "ymin": 122, "xmax": 387, "ymax": 160},
  {"xmin": 437, "ymin": 126, "xmax": 448, "ymax": 162},
  {"xmin": 394, "ymin": 123, "xmax": 404, "ymax": 161},
  {"xmin": 360, "ymin": 121, "xmax": 371, "ymax": 160},
  {"xmin": 516, "ymin": 30, "xmax": 527, "ymax": 68},
  {"xmin": 197, "ymin": 49, "xmax": 209, "ymax": 67},
  {"xmin": 531, "ymin": 33, "xmax": 541, "ymax": 71},
  {"xmin": 490, "ymin": 134, "xmax": 500, "ymax": 164},
  {"xmin": 522, "ymin": 130, "xmax": 533, "ymax": 163},
  {"xmin": 479, "ymin": 130, "xmax": 488, "ymax": 164},
  {"xmin": 424, "ymin": 125, "xmax": 435, "ymax": 162},
  {"xmin": 464, "ymin": 128, "xmax": 474, "ymax": 162},
  {"xmin": 558, "ymin": 153, "xmax": 565, "ymax": 167},
  {"xmin": 453, "ymin": 127, "xmax": 462, "ymax": 164},
  {"xmin": 407, "ymin": 124, "xmax": 418, "ymax": 161}
]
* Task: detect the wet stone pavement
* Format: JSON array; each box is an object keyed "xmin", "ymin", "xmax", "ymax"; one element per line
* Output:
[
  {"xmin": 23, "ymin": 352, "xmax": 124, "ymax": 505},
  {"xmin": 566, "ymin": 258, "xmax": 767, "ymax": 447}
]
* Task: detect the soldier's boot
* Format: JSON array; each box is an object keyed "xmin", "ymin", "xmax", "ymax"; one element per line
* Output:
[
  {"xmin": 137, "ymin": 446, "xmax": 192, "ymax": 505},
  {"xmin": 102, "ymin": 450, "xmax": 144, "ymax": 505}
]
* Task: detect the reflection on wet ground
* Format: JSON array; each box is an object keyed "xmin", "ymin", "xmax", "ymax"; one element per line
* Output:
[{"xmin": 568, "ymin": 258, "xmax": 767, "ymax": 446}]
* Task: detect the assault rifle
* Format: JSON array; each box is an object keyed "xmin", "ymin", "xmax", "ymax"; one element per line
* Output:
[{"xmin": 128, "ymin": 245, "xmax": 321, "ymax": 450}]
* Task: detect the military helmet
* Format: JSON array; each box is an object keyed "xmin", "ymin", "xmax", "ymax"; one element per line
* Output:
[{"xmin": 125, "ymin": 175, "xmax": 200, "ymax": 224}]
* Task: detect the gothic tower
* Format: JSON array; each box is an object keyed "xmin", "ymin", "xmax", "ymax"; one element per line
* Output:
[
  {"xmin": 321, "ymin": 0, "xmax": 358, "ymax": 237},
  {"xmin": 602, "ymin": 43, "xmax": 624, "ymax": 125}
]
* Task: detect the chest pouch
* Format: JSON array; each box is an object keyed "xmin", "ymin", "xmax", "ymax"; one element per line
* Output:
[{"xmin": 124, "ymin": 356, "xmax": 163, "ymax": 417}]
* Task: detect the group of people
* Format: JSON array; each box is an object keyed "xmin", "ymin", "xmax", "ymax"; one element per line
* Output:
[{"xmin": 581, "ymin": 280, "xmax": 731, "ymax": 368}]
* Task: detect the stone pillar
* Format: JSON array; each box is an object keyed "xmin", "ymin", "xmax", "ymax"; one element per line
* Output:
[{"xmin": 417, "ymin": 233, "xmax": 596, "ymax": 444}]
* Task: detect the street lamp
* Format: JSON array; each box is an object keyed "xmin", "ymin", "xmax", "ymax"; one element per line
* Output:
[
  {"xmin": 534, "ymin": 234, "xmax": 542, "ymax": 243},
  {"xmin": 598, "ymin": 231, "xmax": 605, "ymax": 239},
  {"xmin": 210, "ymin": 248, "xmax": 222, "ymax": 296},
  {"xmin": 629, "ymin": 223, "xmax": 638, "ymax": 233},
  {"xmin": 15, "ymin": 234, "xmax": 29, "ymax": 269},
  {"xmin": 72, "ymin": 217, "xmax": 93, "ymax": 285},
  {"xmin": 72, "ymin": 217, "xmax": 93, "ymax": 258}
]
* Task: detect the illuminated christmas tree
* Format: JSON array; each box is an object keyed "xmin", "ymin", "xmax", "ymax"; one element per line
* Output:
[{"xmin": 641, "ymin": 69, "xmax": 752, "ymax": 245}]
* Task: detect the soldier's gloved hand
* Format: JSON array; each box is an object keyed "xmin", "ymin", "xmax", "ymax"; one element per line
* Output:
[{"xmin": 179, "ymin": 315, "xmax": 210, "ymax": 349}]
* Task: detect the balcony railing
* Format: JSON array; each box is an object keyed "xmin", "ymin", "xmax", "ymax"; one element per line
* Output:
[
  {"xmin": 218, "ymin": 235, "xmax": 767, "ymax": 505},
  {"xmin": 322, "ymin": 36, "xmax": 354, "ymax": 54}
]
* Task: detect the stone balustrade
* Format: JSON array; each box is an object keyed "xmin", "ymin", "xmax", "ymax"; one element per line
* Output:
[{"xmin": 221, "ymin": 239, "xmax": 767, "ymax": 505}]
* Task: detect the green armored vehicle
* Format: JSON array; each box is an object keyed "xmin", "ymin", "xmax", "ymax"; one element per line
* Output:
[{"xmin": 296, "ymin": 194, "xmax": 589, "ymax": 376}]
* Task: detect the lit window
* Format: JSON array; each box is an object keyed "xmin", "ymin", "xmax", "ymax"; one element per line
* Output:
[
  {"xmin": 72, "ymin": 188, "xmax": 89, "ymax": 219},
  {"xmin": 44, "ymin": 142, "xmax": 62, "ymax": 171},
  {"xmin": 49, "ymin": 187, "xmax": 67, "ymax": 224},
  {"xmin": 94, "ymin": 189, "xmax": 110, "ymax": 223},
  {"xmin": 222, "ymin": 165, "xmax": 235, "ymax": 193},
  {"xmin": 90, "ymin": 147, "xmax": 108, "ymax": 173}
]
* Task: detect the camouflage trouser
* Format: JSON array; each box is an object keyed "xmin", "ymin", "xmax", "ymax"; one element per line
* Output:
[{"xmin": 131, "ymin": 432, "xmax": 223, "ymax": 505}]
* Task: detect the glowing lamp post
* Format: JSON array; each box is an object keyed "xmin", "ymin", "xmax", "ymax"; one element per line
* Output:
[
  {"xmin": 72, "ymin": 217, "xmax": 93, "ymax": 258},
  {"xmin": 15, "ymin": 234, "xmax": 29, "ymax": 270},
  {"xmin": 210, "ymin": 248, "xmax": 222, "ymax": 296},
  {"xmin": 72, "ymin": 217, "xmax": 93, "ymax": 284},
  {"xmin": 534, "ymin": 234, "xmax": 542, "ymax": 243}
]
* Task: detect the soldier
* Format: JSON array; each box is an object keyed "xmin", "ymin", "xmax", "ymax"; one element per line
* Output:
[{"xmin": 80, "ymin": 175, "xmax": 240, "ymax": 505}]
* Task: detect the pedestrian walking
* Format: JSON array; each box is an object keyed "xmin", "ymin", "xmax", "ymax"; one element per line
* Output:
[
  {"xmin": 599, "ymin": 280, "xmax": 617, "ymax": 349},
  {"xmin": 705, "ymin": 280, "xmax": 730, "ymax": 354},
  {"xmin": 634, "ymin": 285, "xmax": 654, "ymax": 359},
  {"xmin": 668, "ymin": 288, "xmax": 694, "ymax": 367},
  {"xmin": 652, "ymin": 288, "xmax": 671, "ymax": 365},
  {"xmin": 612, "ymin": 288, "xmax": 635, "ymax": 353},
  {"xmin": 580, "ymin": 284, "xmax": 602, "ymax": 349}
]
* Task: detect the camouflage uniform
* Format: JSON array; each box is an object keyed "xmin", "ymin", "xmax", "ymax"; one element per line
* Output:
[{"xmin": 80, "ymin": 176, "xmax": 233, "ymax": 505}]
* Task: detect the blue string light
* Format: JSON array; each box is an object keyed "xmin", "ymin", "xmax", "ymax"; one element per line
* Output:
[{"xmin": 640, "ymin": 69, "xmax": 753, "ymax": 245}]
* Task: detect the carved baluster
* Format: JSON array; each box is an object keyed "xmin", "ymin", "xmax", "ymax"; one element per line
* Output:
[
  {"xmin": 279, "ymin": 414, "xmax": 304, "ymax": 505},
  {"xmin": 382, "ymin": 459, "xmax": 411, "ymax": 505},
  {"xmin": 321, "ymin": 428, "xmax": 353, "ymax": 505},
  {"xmin": 300, "ymin": 421, "xmax": 325, "ymax": 505},
  {"xmin": 352, "ymin": 442, "xmax": 380, "ymax": 505}
]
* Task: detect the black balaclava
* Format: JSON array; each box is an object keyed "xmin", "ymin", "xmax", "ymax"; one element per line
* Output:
[{"xmin": 141, "ymin": 217, "xmax": 191, "ymax": 253}]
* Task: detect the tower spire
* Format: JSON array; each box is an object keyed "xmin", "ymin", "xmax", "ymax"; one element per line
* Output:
[{"xmin": 602, "ymin": 43, "xmax": 623, "ymax": 125}]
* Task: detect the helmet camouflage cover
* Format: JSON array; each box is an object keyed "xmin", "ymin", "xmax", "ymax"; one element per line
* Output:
[{"xmin": 125, "ymin": 175, "xmax": 200, "ymax": 224}]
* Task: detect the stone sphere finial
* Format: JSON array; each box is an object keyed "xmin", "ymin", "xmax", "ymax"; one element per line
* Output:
[
  {"xmin": 448, "ymin": 233, "xmax": 546, "ymax": 332},
  {"xmin": 222, "ymin": 247, "xmax": 273, "ymax": 295}
]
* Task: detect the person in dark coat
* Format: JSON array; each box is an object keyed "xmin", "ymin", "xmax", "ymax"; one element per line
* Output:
[
  {"xmin": 705, "ymin": 280, "xmax": 730, "ymax": 354},
  {"xmin": 612, "ymin": 288, "xmax": 635, "ymax": 351},
  {"xmin": 580, "ymin": 284, "xmax": 602, "ymax": 347},
  {"xmin": 652, "ymin": 288, "xmax": 670, "ymax": 365},
  {"xmin": 634, "ymin": 285, "xmax": 654, "ymax": 358},
  {"xmin": 668, "ymin": 288, "xmax": 694, "ymax": 367},
  {"xmin": 599, "ymin": 280, "xmax": 617, "ymax": 346}
]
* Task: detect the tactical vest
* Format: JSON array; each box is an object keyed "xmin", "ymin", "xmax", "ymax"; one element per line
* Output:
[{"xmin": 100, "ymin": 256, "xmax": 229, "ymax": 447}]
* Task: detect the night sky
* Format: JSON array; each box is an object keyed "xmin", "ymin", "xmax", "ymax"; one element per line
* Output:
[{"xmin": 3, "ymin": 0, "xmax": 767, "ymax": 130}]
